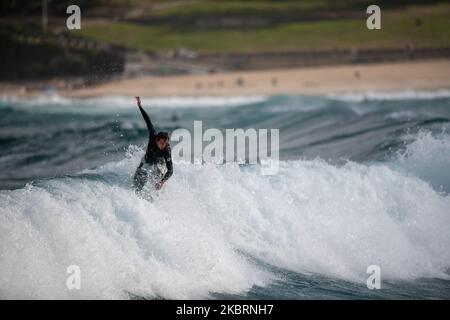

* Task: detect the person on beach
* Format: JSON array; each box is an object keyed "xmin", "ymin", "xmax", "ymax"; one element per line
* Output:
[{"xmin": 133, "ymin": 96, "xmax": 173, "ymax": 195}]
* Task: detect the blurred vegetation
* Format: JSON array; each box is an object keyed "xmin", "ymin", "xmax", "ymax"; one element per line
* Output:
[
  {"xmin": 2, "ymin": 0, "xmax": 449, "ymax": 54},
  {"xmin": 0, "ymin": 0, "xmax": 101, "ymax": 15},
  {"xmin": 1, "ymin": 0, "xmax": 449, "ymax": 80},
  {"xmin": 143, "ymin": 0, "xmax": 450, "ymax": 18},
  {"xmin": 0, "ymin": 23, "xmax": 124, "ymax": 81},
  {"xmin": 74, "ymin": 2, "xmax": 450, "ymax": 53}
]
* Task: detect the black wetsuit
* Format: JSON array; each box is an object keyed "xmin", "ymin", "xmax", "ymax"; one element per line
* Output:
[{"xmin": 133, "ymin": 105, "xmax": 173, "ymax": 192}]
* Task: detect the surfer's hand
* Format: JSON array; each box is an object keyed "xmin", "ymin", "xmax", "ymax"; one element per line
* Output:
[
  {"xmin": 155, "ymin": 181, "xmax": 163, "ymax": 190},
  {"xmin": 135, "ymin": 96, "xmax": 141, "ymax": 107}
]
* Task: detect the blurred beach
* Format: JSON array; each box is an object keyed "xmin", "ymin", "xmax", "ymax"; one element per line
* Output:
[
  {"xmin": 2, "ymin": 59, "xmax": 450, "ymax": 98},
  {"xmin": 1, "ymin": 1, "xmax": 450, "ymax": 99},
  {"xmin": 64, "ymin": 59, "xmax": 450, "ymax": 97}
]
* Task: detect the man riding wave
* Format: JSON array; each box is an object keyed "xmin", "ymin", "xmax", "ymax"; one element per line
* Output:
[{"xmin": 133, "ymin": 96, "xmax": 173, "ymax": 194}]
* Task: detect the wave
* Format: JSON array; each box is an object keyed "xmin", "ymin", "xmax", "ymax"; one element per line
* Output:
[
  {"xmin": 393, "ymin": 130, "xmax": 450, "ymax": 193},
  {"xmin": 0, "ymin": 94, "xmax": 268, "ymax": 109},
  {"xmin": 1, "ymin": 132, "xmax": 449, "ymax": 299},
  {"xmin": 328, "ymin": 89, "xmax": 450, "ymax": 102},
  {"xmin": 87, "ymin": 95, "xmax": 268, "ymax": 108},
  {"xmin": 4, "ymin": 89, "xmax": 450, "ymax": 108}
]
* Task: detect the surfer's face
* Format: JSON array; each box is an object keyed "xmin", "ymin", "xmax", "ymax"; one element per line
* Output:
[{"xmin": 156, "ymin": 138, "xmax": 168, "ymax": 150}]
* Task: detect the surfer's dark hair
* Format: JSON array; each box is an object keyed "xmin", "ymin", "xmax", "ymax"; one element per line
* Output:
[{"xmin": 156, "ymin": 131, "xmax": 169, "ymax": 141}]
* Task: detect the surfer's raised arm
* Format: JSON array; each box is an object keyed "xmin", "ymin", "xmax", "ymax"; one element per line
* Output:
[{"xmin": 135, "ymin": 96, "xmax": 156, "ymax": 142}]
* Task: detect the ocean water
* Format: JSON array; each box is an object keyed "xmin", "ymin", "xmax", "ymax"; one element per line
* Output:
[{"xmin": 0, "ymin": 92, "xmax": 450, "ymax": 299}]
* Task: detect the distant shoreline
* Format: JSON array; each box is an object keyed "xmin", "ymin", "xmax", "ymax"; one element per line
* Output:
[{"xmin": 2, "ymin": 59, "xmax": 450, "ymax": 99}]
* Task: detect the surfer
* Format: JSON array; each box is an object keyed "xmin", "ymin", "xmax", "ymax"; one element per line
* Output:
[{"xmin": 133, "ymin": 96, "xmax": 173, "ymax": 194}]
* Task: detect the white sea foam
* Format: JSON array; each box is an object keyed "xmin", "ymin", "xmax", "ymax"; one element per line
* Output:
[
  {"xmin": 0, "ymin": 94, "xmax": 267, "ymax": 109},
  {"xmin": 1, "ymin": 132, "xmax": 450, "ymax": 299},
  {"xmin": 393, "ymin": 131, "xmax": 450, "ymax": 193},
  {"xmin": 88, "ymin": 95, "xmax": 268, "ymax": 108},
  {"xmin": 328, "ymin": 90, "xmax": 450, "ymax": 102}
]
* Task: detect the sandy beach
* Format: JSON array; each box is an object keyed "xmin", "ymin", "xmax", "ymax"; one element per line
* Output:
[
  {"xmin": 2, "ymin": 59, "xmax": 450, "ymax": 99},
  {"xmin": 61, "ymin": 59, "xmax": 450, "ymax": 98}
]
